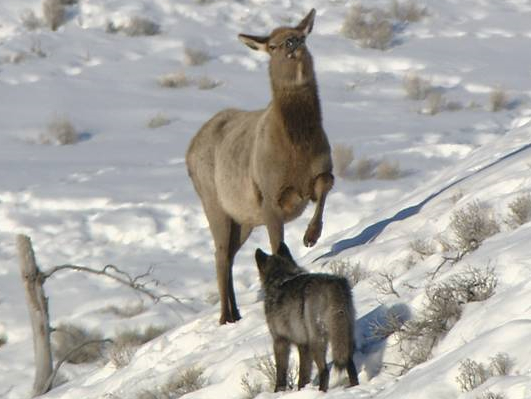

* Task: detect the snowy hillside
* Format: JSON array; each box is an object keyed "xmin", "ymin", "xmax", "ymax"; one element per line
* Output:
[{"xmin": 1, "ymin": 0, "xmax": 530, "ymax": 398}]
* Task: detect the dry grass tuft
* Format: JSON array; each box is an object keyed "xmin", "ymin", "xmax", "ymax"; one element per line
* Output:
[
  {"xmin": 20, "ymin": 9, "xmax": 42, "ymax": 31},
  {"xmin": 403, "ymin": 72, "xmax": 433, "ymax": 100},
  {"xmin": 52, "ymin": 323, "xmax": 104, "ymax": 364},
  {"xmin": 327, "ymin": 259, "xmax": 368, "ymax": 287},
  {"xmin": 158, "ymin": 71, "xmax": 193, "ymax": 88},
  {"xmin": 390, "ymin": 0, "xmax": 428, "ymax": 22},
  {"xmin": 184, "ymin": 47, "xmax": 211, "ymax": 66},
  {"xmin": 110, "ymin": 325, "xmax": 169, "ymax": 368},
  {"xmin": 197, "ymin": 76, "xmax": 222, "ymax": 90},
  {"xmin": 341, "ymin": 4, "xmax": 394, "ymax": 50},
  {"xmin": 41, "ymin": 115, "xmax": 78, "ymax": 145},
  {"xmin": 42, "ymin": 0, "xmax": 65, "ymax": 31},
  {"xmin": 376, "ymin": 158, "xmax": 401, "ymax": 180},
  {"xmin": 147, "ymin": 113, "xmax": 171, "ymax": 129},
  {"xmin": 489, "ymin": 87, "xmax": 508, "ymax": 112},
  {"xmin": 332, "ymin": 143, "xmax": 354, "ymax": 178}
]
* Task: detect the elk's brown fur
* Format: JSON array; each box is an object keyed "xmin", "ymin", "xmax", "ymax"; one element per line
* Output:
[{"xmin": 186, "ymin": 9, "xmax": 334, "ymax": 324}]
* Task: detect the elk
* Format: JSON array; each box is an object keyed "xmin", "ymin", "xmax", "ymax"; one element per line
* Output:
[{"xmin": 186, "ymin": 9, "xmax": 333, "ymax": 324}]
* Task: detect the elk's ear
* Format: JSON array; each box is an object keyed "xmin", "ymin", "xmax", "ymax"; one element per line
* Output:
[
  {"xmin": 296, "ymin": 8, "xmax": 316, "ymax": 36},
  {"xmin": 238, "ymin": 34, "xmax": 269, "ymax": 52},
  {"xmin": 255, "ymin": 248, "xmax": 269, "ymax": 269},
  {"xmin": 277, "ymin": 242, "xmax": 295, "ymax": 264}
]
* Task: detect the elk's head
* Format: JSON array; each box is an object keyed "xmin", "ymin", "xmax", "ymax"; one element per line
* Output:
[{"xmin": 238, "ymin": 9, "xmax": 316, "ymax": 88}]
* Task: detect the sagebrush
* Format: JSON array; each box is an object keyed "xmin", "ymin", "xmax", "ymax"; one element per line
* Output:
[
  {"xmin": 507, "ymin": 193, "xmax": 531, "ymax": 227},
  {"xmin": 327, "ymin": 259, "xmax": 367, "ymax": 287},
  {"xmin": 41, "ymin": 115, "xmax": 79, "ymax": 145},
  {"xmin": 456, "ymin": 353, "xmax": 511, "ymax": 392},
  {"xmin": 450, "ymin": 201, "xmax": 500, "ymax": 252},
  {"xmin": 137, "ymin": 366, "xmax": 206, "ymax": 398}
]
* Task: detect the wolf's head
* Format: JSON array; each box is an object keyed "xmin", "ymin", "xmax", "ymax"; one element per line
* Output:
[{"xmin": 255, "ymin": 242, "xmax": 304, "ymax": 285}]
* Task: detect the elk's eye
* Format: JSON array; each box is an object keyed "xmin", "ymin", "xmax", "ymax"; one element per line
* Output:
[{"xmin": 285, "ymin": 38, "xmax": 295, "ymax": 49}]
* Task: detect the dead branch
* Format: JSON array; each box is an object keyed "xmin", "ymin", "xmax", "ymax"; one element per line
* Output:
[
  {"xmin": 42, "ymin": 264, "xmax": 182, "ymax": 304},
  {"xmin": 41, "ymin": 338, "xmax": 113, "ymax": 394}
]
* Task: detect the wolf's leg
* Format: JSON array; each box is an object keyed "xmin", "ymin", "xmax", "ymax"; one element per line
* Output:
[
  {"xmin": 273, "ymin": 337, "xmax": 290, "ymax": 392},
  {"xmin": 297, "ymin": 344, "xmax": 312, "ymax": 389},
  {"xmin": 226, "ymin": 222, "xmax": 253, "ymax": 320},
  {"xmin": 303, "ymin": 172, "xmax": 333, "ymax": 247},
  {"xmin": 311, "ymin": 342, "xmax": 330, "ymax": 392},
  {"xmin": 346, "ymin": 358, "xmax": 359, "ymax": 387}
]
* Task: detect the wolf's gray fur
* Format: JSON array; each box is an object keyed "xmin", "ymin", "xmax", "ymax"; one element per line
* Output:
[
  {"xmin": 255, "ymin": 243, "xmax": 359, "ymax": 392},
  {"xmin": 186, "ymin": 9, "xmax": 333, "ymax": 324}
]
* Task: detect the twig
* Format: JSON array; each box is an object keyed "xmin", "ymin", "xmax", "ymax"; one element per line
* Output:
[
  {"xmin": 40, "ymin": 338, "xmax": 113, "ymax": 394},
  {"xmin": 429, "ymin": 251, "xmax": 466, "ymax": 280},
  {"xmin": 42, "ymin": 264, "xmax": 182, "ymax": 304}
]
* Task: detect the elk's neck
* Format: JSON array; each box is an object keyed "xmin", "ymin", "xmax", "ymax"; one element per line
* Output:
[{"xmin": 271, "ymin": 81, "xmax": 323, "ymax": 145}]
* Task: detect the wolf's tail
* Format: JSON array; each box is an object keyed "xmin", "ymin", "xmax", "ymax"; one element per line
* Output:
[{"xmin": 329, "ymin": 284, "xmax": 356, "ymax": 369}]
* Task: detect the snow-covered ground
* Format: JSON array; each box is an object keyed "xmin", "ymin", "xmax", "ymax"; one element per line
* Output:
[{"xmin": 1, "ymin": 0, "xmax": 531, "ymax": 398}]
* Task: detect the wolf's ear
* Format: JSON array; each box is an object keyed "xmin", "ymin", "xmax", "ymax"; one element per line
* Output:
[
  {"xmin": 238, "ymin": 34, "xmax": 269, "ymax": 52},
  {"xmin": 277, "ymin": 242, "xmax": 295, "ymax": 263},
  {"xmin": 296, "ymin": 8, "xmax": 316, "ymax": 37},
  {"xmin": 255, "ymin": 248, "xmax": 268, "ymax": 269}
]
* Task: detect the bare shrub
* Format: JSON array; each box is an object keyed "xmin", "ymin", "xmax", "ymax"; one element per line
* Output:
[
  {"xmin": 41, "ymin": 115, "xmax": 78, "ymax": 145},
  {"xmin": 124, "ymin": 17, "xmax": 160, "ymax": 36},
  {"xmin": 342, "ymin": 4, "xmax": 394, "ymax": 50},
  {"xmin": 376, "ymin": 158, "xmax": 401, "ymax": 180},
  {"xmin": 158, "ymin": 72, "xmax": 193, "ymax": 89},
  {"xmin": 354, "ymin": 156, "xmax": 373, "ymax": 179},
  {"xmin": 450, "ymin": 201, "xmax": 500, "ymax": 252},
  {"xmin": 477, "ymin": 391, "xmax": 506, "ymax": 399},
  {"xmin": 489, "ymin": 87, "xmax": 508, "ymax": 112},
  {"xmin": 403, "ymin": 73, "xmax": 433, "ymax": 100},
  {"xmin": 184, "ymin": 47, "xmax": 211, "ymax": 66},
  {"xmin": 240, "ymin": 373, "xmax": 264, "ymax": 399},
  {"xmin": 148, "ymin": 113, "xmax": 171, "ymax": 129},
  {"xmin": 52, "ymin": 323, "xmax": 104, "ymax": 364},
  {"xmin": 244, "ymin": 354, "xmax": 297, "ymax": 392},
  {"xmin": 327, "ymin": 259, "xmax": 368, "ymax": 287},
  {"xmin": 488, "ymin": 352, "xmax": 511, "ymax": 376},
  {"xmin": 42, "ymin": 0, "xmax": 66, "ymax": 31},
  {"xmin": 507, "ymin": 193, "xmax": 531, "ymax": 227},
  {"xmin": 390, "ymin": 0, "xmax": 428, "ymax": 22},
  {"xmin": 456, "ymin": 359, "xmax": 489, "ymax": 392},
  {"xmin": 197, "ymin": 76, "xmax": 222, "ymax": 90},
  {"xmin": 409, "ymin": 238, "xmax": 436, "ymax": 259},
  {"xmin": 371, "ymin": 272, "xmax": 400, "ymax": 298},
  {"xmin": 369, "ymin": 308, "xmax": 405, "ymax": 340},
  {"xmin": 332, "ymin": 143, "xmax": 354, "ymax": 178},
  {"xmin": 20, "ymin": 9, "xmax": 42, "ymax": 30},
  {"xmin": 398, "ymin": 268, "xmax": 496, "ymax": 370}
]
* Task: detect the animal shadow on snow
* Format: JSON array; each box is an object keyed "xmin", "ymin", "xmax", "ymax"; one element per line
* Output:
[{"xmin": 356, "ymin": 302, "xmax": 411, "ymax": 379}]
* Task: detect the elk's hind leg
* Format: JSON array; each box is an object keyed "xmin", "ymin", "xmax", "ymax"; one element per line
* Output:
[{"xmin": 304, "ymin": 172, "xmax": 334, "ymax": 247}]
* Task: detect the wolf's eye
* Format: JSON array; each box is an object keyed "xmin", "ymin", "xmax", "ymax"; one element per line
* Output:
[{"xmin": 269, "ymin": 44, "xmax": 277, "ymax": 51}]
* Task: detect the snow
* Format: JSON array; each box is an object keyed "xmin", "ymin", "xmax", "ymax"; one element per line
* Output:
[{"xmin": 1, "ymin": 0, "xmax": 531, "ymax": 398}]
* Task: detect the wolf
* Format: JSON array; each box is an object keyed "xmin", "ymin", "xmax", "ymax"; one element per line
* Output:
[{"xmin": 255, "ymin": 242, "xmax": 359, "ymax": 392}]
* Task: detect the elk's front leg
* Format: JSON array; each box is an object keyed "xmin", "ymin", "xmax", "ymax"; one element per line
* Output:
[
  {"xmin": 304, "ymin": 172, "xmax": 334, "ymax": 247},
  {"xmin": 263, "ymin": 203, "xmax": 284, "ymax": 254}
]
